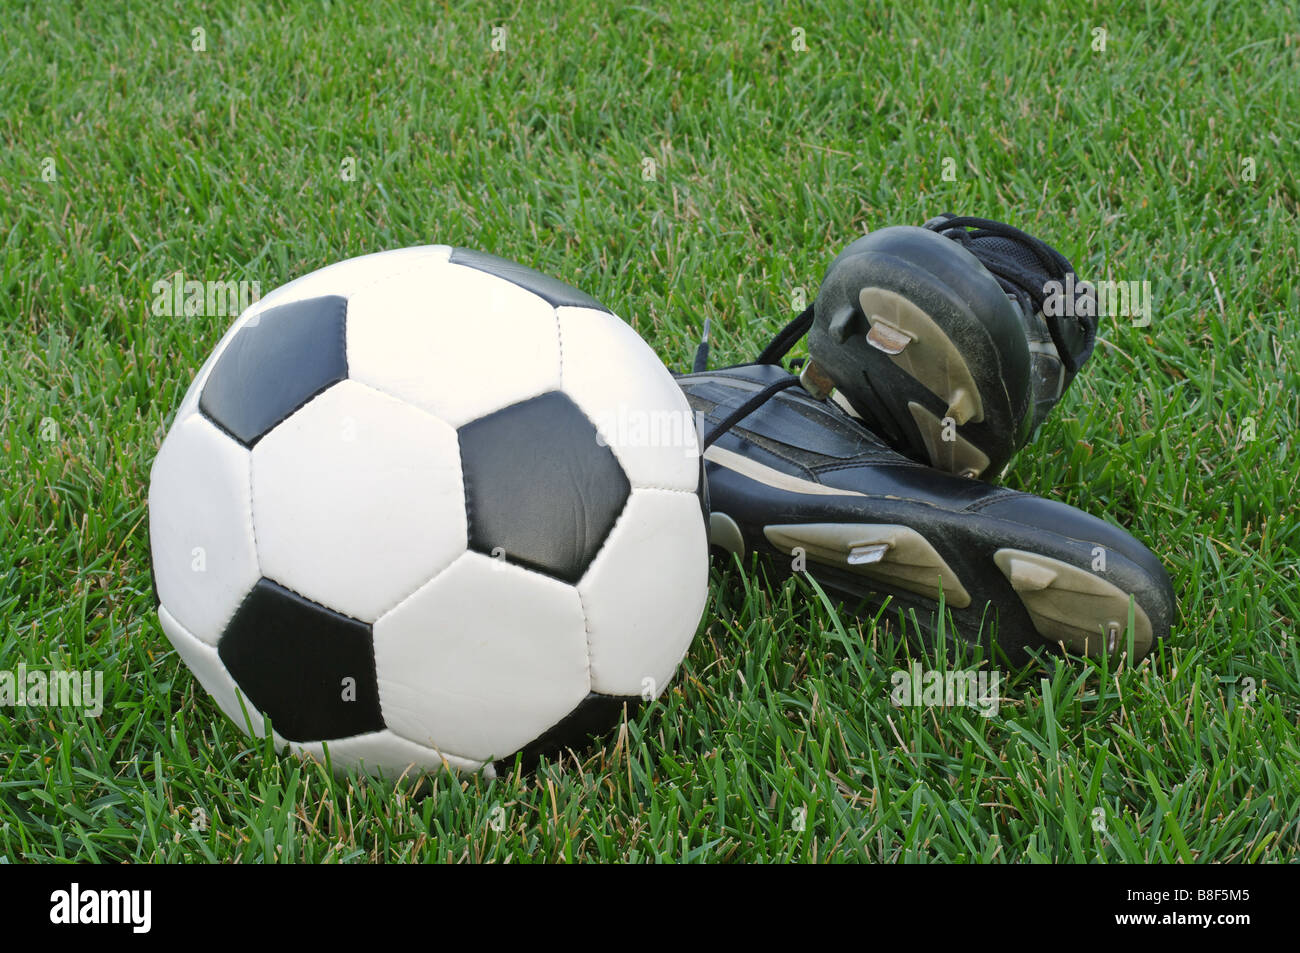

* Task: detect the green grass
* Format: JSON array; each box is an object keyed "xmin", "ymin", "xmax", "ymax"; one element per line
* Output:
[{"xmin": 1, "ymin": 0, "xmax": 1297, "ymax": 862}]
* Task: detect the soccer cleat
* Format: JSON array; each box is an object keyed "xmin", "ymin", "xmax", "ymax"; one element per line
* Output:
[
  {"xmin": 757, "ymin": 215, "xmax": 1097, "ymax": 479},
  {"xmin": 683, "ymin": 364, "xmax": 1173, "ymax": 664}
]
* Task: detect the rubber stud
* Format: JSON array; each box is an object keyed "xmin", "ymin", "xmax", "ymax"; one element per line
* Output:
[
  {"xmin": 1003, "ymin": 556, "xmax": 1058, "ymax": 592},
  {"xmin": 847, "ymin": 543, "xmax": 889, "ymax": 565},
  {"xmin": 799, "ymin": 360, "xmax": 837, "ymax": 401},
  {"xmin": 1106, "ymin": 621, "xmax": 1122, "ymax": 654},
  {"xmin": 828, "ymin": 306, "xmax": 857, "ymax": 343},
  {"xmin": 946, "ymin": 387, "xmax": 977, "ymax": 426},
  {"xmin": 708, "ymin": 512, "xmax": 746, "ymax": 557},
  {"xmin": 866, "ymin": 320, "xmax": 912, "ymax": 355}
]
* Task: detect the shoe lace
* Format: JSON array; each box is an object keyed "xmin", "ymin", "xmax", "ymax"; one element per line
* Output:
[
  {"xmin": 925, "ymin": 214, "xmax": 1100, "ymax": 371},
  {"xmin": 922, "ymin": 214, "xmax": 1072, "ymax": 324},
  {"xmin": 690, "ymin": 318, "xmax": 803, "ymax": 449}
]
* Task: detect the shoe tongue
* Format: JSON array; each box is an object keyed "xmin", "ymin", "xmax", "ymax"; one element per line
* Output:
[{"xmin": 968, "ymin": 234, "xmax": 1053, "ymax": 275}]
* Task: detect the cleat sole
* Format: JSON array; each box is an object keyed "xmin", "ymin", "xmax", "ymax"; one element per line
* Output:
[
  {"xmin": 993, "ymin": 549, "xmax": 1154, "ymax": 658},
  {"xmin": 762, "ymin": 522, "xmax": 972, "ymax": 608},
  {"xmin": 907, "ymin": 401, "xmax": 990, "ymax": 480},
  {"xmin": 860, "ymin": 287, "xmax": 985, "ymax": 425}
]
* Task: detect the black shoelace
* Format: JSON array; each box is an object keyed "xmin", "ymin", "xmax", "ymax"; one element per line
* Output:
[
  {"xmin": 691, "ymin": 317, "xmax": 804, "ymax": 450},
  {"xmin": 921, "ymin": 214, "xmax": 1075, "ymax": 333}
]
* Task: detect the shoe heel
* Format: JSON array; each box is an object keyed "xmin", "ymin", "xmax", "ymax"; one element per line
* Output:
[{"xmin": 993, "ymin": 549, "xmax": 1154, "ymax": 658}]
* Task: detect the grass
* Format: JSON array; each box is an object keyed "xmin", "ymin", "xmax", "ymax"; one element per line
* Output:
[{"xmin": 0, "ymin": 0, "xmax": 1297, "ymax": 862}]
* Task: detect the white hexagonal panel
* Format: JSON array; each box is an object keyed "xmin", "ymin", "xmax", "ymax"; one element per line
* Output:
[
  {"xmin": 174, "ymin": 247, "xmax": 451, "ymax": 422},
  {"xmin": 579, "ymin": 488, "xmax": 708, "ymax": 697},
  {"xmin": 347, "ymin": 261, "xmax": 562, "ymax": 428},
  {"xmin": 373, "ymin": 551, "xmax": 590, "ymax": 763},
  {"xmin": 251, "ymin": 379, "xmax": 466, "ymax": 623},
  {"xmin": 149, "ymin": 412, "xmax": 261, "ymax": 645},
  {"xmin": 557, "ymin": 305, "xmax": 701, "ymax": 492}
]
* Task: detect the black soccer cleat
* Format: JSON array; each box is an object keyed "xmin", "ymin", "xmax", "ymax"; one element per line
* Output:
[
  {"xmin": 682, "ymin": 364, "xmax": 1173, "ymax": 665},
  {"xmin": 757, "ymin": 216, "xmax": 1097, "ymax": 480}
]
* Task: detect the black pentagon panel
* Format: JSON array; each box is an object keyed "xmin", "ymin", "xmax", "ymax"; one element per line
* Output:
[
  {"xmin": 459, "ymin": 391, "xmax": 630, "ymax": 583},
  {"xmin": 199, "ymin": 295, "xmax": 349, "ymax": 447},
  {"xmin": 494, "ymin": 693, "xmax": 642, "ymax": 774},
  {"xmin": 448, "ymin": 247, "xmax": 609, "ymax": 312},
  {"xmin": 217, "ymin": 578, "xmax": 383, "ymax": 742}
]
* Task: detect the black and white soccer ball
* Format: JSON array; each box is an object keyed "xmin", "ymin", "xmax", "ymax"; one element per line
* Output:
[{"xmin": 148, "ymin": 246, "xmax": 709, "ymax": 776}]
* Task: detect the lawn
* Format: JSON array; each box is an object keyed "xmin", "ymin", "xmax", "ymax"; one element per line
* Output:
[{"xmin": 0, "ymin": 0, "xmax": 1297, "ymax": 862}]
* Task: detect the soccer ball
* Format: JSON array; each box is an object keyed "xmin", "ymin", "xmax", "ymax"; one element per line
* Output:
[{"xmin": 148, "ymin": 246, "xmax": 709, "ymax": 777}]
